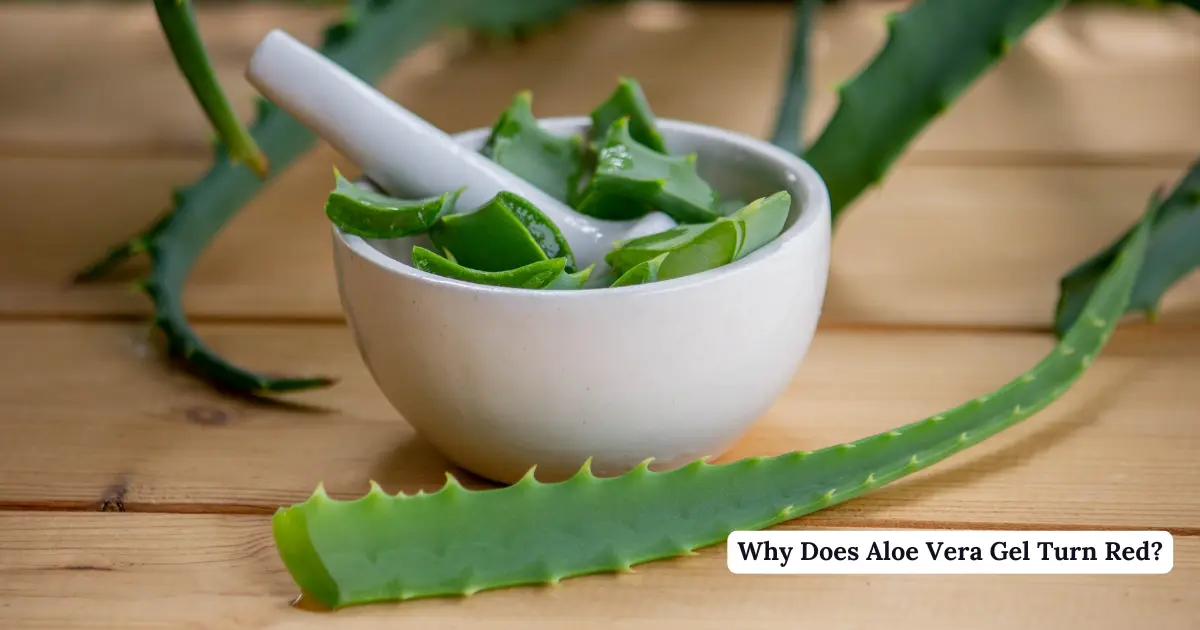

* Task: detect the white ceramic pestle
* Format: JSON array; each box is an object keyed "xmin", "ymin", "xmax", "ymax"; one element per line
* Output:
[{"xmin": 244, "ymin": 29, "xmax": 677, "ymax": 269}]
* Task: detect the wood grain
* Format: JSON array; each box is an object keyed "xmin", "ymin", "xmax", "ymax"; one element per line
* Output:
[
  {"xmin": 4, "ymin": 154, "xmax": 1196, "ymax": 328},
  {"xmin": 0, "ymin": 2, "xmax": 1197, "ymax": 161},
  {"xmin": 1, "ymin": 513, "xmax": 1195, "ymax": 629},
  {"xmin": 1, "ymin": 322, "xmax": 1197, "ymax": 529}
]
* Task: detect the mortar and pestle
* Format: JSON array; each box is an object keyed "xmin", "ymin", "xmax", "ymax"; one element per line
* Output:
[{"xmin": 246, "ymin": 29, "xmax": 832, "ymax": 484}]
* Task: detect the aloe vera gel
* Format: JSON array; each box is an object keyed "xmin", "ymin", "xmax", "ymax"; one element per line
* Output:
[{"xmin": 322, "ymin": 78, "xmax": 791, "ymax": 289}]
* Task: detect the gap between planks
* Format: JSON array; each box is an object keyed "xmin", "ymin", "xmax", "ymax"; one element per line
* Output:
[
  {"xmin": 2, "ymin": 503, "xmax": 1199, "ymax": 538},
  {"xmin": 4, "ymin": 312, "xmax": 1197, "ymax": 340},
  {"xmin": 0, "ymin": 142, "xmax": 1194, "ymax": 169}
]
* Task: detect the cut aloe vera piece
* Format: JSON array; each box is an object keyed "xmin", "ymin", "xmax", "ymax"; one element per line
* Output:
[
  {"xmin": 728, "ymin": 191, "xmax": 791, "ymax": 259},
  {"xmin": 605, "ymin": 192, "xmax": 791, "ymax": 280},
  {"xmin": 429, "ymin": 192, "xmax": 575, "ymax": 272},
  {"xmin": 324, "ymin": 170, "xmax": 461, "ymax": 238},
  {"xmin": 606, "ymin": 220, "xmax": 741, "ymax": 280},
  {"xmin": 589, "ymin": 77, "xmax": 668, "ymax": 154},
  {"xmin": 412, "ymin": 247, "xmax": 587, "ymax": 290},
  {"xmin": 498, "ymin": 191, "xmax": 576, "ymax": 270},
  {"xmin": 547, "ymin": 264, "xmax": 596, "ymax": 290},
  {"xmin": 575, "ymin": 117, "xmax": 719, "ymax": 223},
  {"xmin": 609, "ymin": 253, "xmax": 669, "ymax": 287},
  {"xmin": 482, "ymin": 91, "xmax": 585, "ymax": 205}
]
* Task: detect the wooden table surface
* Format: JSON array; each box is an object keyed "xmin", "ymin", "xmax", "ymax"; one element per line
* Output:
[{"xmin": 2, "ymin": 1, "xmax": 1199, "ymax": 628}]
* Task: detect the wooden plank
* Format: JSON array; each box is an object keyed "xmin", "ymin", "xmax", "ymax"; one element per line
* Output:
[
  {"xmin": 1, "ymin": 321, "xmax": 1198, "ymax": 529},
  {"xmin": 0, "ymin": 513, "xmax": 1196, "ymax": 629},
  {"xmin": 4, "ymin": 154, "xmax": 1197, "ymax": 328},
  {"xmin": 1, "ymin": 2, "xmax": 1197, "ymax": 160}
]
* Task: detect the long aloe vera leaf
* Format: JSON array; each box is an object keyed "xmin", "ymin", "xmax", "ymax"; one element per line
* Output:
[
  {"xmin": 803, "ymin": 0, "xmax": 1067, "ymax": 218},
  {"xmin": 1054, "ymin": 158, "xmax": 1200, "ymax": 335},
  {"xmin": 769, "ymin": 0, "xmax": 818, "ymax": 155},
  {"xmin": 153, "ymin": 0, "xmax": 268, "ymax": 178},
  {"xmin": 272, "ymin": 189, "xmax": 1155, "ymax": 609},
  {"xmin": 74, "ymin": 0, "xmax": 591, "ymax": 395}
]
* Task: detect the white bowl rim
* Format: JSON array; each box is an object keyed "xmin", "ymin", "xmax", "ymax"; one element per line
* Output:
[{"xmin": 333, "ymin": 116, "xmax": 831, "ymax": 298}]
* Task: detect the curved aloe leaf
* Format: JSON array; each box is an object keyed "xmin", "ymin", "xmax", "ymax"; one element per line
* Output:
[
  {"xmin": 429, "ymin": 192, "xmax": 572, "ymax": 272},
  {"xmin": 605, "ymin": 192, "xmax": 791, "ymax": 279},
  {"xmin": 324, "ymin": 170, "xmax": 461, "ymax": 238},
  {"xmin": 272, "ymin": 188, "xmax": 1155, "ymax": 609},
  {"xmin": 804, "ymin": 0, "xmax": 1068, "ymax": 219},
  {"xmin": 495, "ymin": 190, "xmax": 576, "ymax": 270},
  {"xmin": 482, "ymin": 90, "xmax": 585, "ymax": 205},
  {"xmin": 609, "ymin": 253, "xmax": 669, "ymax": 287},
  {"xmin": 76, "ymin": 0, "xmax": 592, "ymax": 395},
  {"xmin": 727, "ymin": 191, "xmax": 792, "ymax": 258},
  {"xmin": 153, "ymin": 0, "xmax": 268, "ymax": 178},
  {"xmin": 1054, "ymin": 158, "xmax": 1200, "ymax": 335},
  {"xmin": 576, "ymin": 117, "xmax": 719, "ymax": 223},
  {"xmin": 589, "ymin": 77, "xmax": 668, "ymax": 154},
  {"xmin": 412, "ymin": 247, "xmax": 589, "ymax": 289}
]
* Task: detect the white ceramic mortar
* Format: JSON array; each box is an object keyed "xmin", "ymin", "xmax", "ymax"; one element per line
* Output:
[{"xmin": 332, "ymin": 117, "xmax": 831, "ymax": 484}]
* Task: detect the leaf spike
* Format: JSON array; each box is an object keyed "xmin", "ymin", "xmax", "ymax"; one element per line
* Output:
[
  {"xmin": 515, "ymin": 465, "xmax": 540, "ymax": 488},
  {"xmin": 367, "ymin": 480, "xmax": 387, "ymax": 497},
  {"xmin": 996, "ymin": 38, "xmax": 1013, "ymax": 57},
  {"xmin": 129, "ymin": 278, "xmax": 153, "ymax": 296},
  {"xmin": 445, "ymin": 471, "xmax": 464, "ymax": 487},
  {"xmin": 568, "ymin": 457, "xmax": 596, "ymax": 483},
  {"xmin": 679, "ymin": 456, "xmax": 710, "ymax": 475},
  {"xmin": 631, "ymin": 458, "xmax": 656, "ymax": 475}
]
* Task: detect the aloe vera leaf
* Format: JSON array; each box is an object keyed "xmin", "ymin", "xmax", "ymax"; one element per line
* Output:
[
  {"xmin": 609, "ymin": 253, "xmax": 669, "ymax": 287},
  {"xmin": 75, "ymin": 0, "xmax": 592, "ymax": 395},
  {"xmin": 1054, "ymin": 158, "xmax": 1200, "ymax": 336},
  {"xmin": 604, "ymin": 192, "xmax": 791, "ymax": 278},
  {"xmin": 715, "ymin": 198, "xmax": 748, "ymax": 215},
  {"xmin": 494, "ymin": 190, "xmax": 577, "ymax": 271},
  {"xmin": 727, "ymin": 191, "xmax": 792, "ymax": 259},
  {"xmin": 324, "ymin": 170, "xmax": 461, "ymax": 238},
  {"xmin": 589, "ymin": 77, "xmax": 669, "ymax": 154},
  {"xmin": 576, "ymin": 117, "xmax": 719, "ymax": 223},
  {"xmin": 272, "ymin": 196, "xmax": 1154, "ymax": 608},
  {"xmin": 604, "ymin": 221, "xmax": 736, "ymax": 277},
  {"xmin": 482, "ymin": 91, "xmax": 585, "ymax": 205},
  {"xmin": 803, "ymin": 0, "xmax": 1067, "ymax": 218},
  {"xmin": 412, "ymin": 247, "xmax": 580, "ymax": 289},
  {"xmin": 152, "ymin": 0, "xmax": 268, "ymax": 178},
  {"xmin": 429, "ymin": 193, "xmax": 556, "ymax": 272},
  {"xmin": 547, "ymin": 264, "xmax": 596, "ymax": 290},
  {"xmin": 769, "ymin": 0, "xmax": 818, "ymax": 155}
]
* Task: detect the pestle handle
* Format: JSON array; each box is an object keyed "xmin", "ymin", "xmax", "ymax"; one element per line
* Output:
[{"xmin": 245, "ymin": 30, "xmax": 611, "ymax": 257}]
